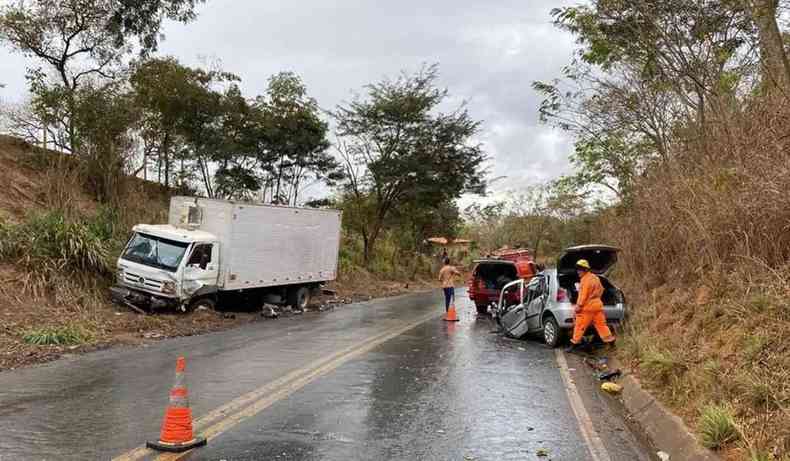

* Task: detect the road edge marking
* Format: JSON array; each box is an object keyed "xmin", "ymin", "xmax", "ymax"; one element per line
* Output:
[
  {"xmin": 113, "ymin": 311, "xmax": 441, "ymax": 461},
  {"xmin": 555, "ymin": 349, "xmax": 612, "ymax": 461}
]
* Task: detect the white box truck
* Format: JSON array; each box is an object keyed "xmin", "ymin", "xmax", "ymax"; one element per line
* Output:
[{"xmin": 111, "ymin": 196, "xmax": 342, "ymax": 312}]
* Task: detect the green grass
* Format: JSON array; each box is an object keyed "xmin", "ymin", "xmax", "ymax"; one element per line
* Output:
[
  {"xmin": 748, "ymin": 449, "xmax": 771, "ymax": 461},
  {"xmin": 641, "ymin": 347, "xmax": 684, "ymax": 384},
  {"xmin": 698, "ymin": 404, "xmax": 740, "ymax": 449},
  {"xmin": 741, "ymin": 334, "xmax": 769, "ymax": 362},
  {"xmin": 738, "ymin": 372, "xmax": 776, "ymax": 409},
  {"xmin": 747, "ymin": 294, "xmax": 773, "ymax": 313},
  {"xmin": 22, "ymin": 325, "xmax": 92, "ymax": 346},
  {"xmin": 0, "ymin": 210, "xmax": 115, "ymax": 278}
]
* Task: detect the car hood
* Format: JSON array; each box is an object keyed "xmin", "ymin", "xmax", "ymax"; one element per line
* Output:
[{"xmin": 557, "ymin": 245, "xmax": 620, "ymax": 275}]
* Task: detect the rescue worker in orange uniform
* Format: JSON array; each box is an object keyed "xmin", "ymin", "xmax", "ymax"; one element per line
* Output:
[{"xmin": 565, "ymin": 259, "xmax": 616, "ymax": 353}]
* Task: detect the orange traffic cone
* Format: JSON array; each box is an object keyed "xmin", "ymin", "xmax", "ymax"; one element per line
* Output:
[
  {"xmin": 444, "ymin": 304, "xmax": 459, "ymax": 322},
  {"xmin": 146, "ymin": 357, "xmax": 207, "ymax": 453}
]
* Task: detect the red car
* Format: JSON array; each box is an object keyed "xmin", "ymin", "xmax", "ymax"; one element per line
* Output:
[{"xmin": 467, "ymin": 250, "xmax": 537, "ymax": 314}]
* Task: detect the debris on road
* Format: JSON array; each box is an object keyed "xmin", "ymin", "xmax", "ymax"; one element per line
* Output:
[
  {"xmin": 584, "ymin": 356, "xmax": 609, "ymax": 371},
  {"xmin": 122, "ymin": 300, "xmax": 148, "ymax": 316},
  {"xmin": 657, "ymin": 451, "xmax": 670, "ymax": 461},
  {"xmin": 601, "ymin": 382, "xmax": 623, "ymax": 394},
  {"xmin": 261, "ymin": 304, "xmax": 279, "ymax": 319},
  {"xmin": 318, "ymin": 303, "xmax": 335, "ymax": 312},
  {"xmin": 536, "ymin": 447, "xmax": 550, "ymax": 457},
  {"xmin": 597, "ymin": 369, "xmax": 622, "ymax": 381}
]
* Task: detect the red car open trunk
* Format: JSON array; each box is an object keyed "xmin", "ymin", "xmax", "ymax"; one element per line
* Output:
[{"xmin": 467, "ymin": 249, "xmax": 536, "ymax": 314}]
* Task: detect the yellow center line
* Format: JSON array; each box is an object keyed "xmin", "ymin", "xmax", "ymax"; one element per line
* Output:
[{"xmin": 113, "ymin": 311, "xmax": 441, "ymax": 461}]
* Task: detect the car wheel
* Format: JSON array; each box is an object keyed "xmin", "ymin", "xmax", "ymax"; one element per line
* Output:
[
  {"xmin": 542, "ymin": 315, "xmax": 564, "ymax": 348},
  {"xmin": 288, "ymin": 286, "xmax": 310, "ymax": 311},
  {"xmin": 476, "ymin": 303, "xmax": 489, "ymax": 315}
]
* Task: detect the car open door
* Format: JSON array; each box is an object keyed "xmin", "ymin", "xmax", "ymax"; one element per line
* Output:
[{"xmin": 497, "ymin": 279, "xmax": 530, "ymax": 338}]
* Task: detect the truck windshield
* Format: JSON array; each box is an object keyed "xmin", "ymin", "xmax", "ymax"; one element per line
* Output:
[{"xmin": 121, "ymin": 233, "xmax": 189, "ymax": 272}]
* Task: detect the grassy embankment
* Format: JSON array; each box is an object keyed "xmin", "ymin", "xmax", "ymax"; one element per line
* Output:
[{"xmin": 603, "ymin": 98, "xmax": 790, "ymax": 460}]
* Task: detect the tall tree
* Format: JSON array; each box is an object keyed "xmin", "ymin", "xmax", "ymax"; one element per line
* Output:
[
  {"xmin": 70, "ymin": 80, "xmax": 139, "ymax": 203},
  {"xmin": 551, "ymin": 1, "xmax": 755, "ymax": 133},
  {"xmin": 107, "ymin": 0, "xmax": 205, "ymax": 53},
  {"xmin": 334, "ymin": 65, "xmax": 488, "ymax": 265},
  {"xmin": 254, "ymin": 72, "xmax": 337, "ymax": 205},
  {"xmin": 745, "ymin": 0, "xmax": 790, "ymax": 89},
  {"xmin": 130, "ymin": 57, "xmax": 227, "ymax": 188},
  {"xmin": 0, "ymin": 0, "xmax": 206, "ymax": 152},
  {"xmin": 209, "ymin": 84, "xmax": 262, "ymax": 200}
]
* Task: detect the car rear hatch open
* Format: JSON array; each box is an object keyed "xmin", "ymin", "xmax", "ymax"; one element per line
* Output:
[{"xmin": 557, "ymin": 245, "xmax": 620, "ymax": 275}]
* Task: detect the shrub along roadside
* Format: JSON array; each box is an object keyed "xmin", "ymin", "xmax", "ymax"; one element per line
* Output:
[
  {"xmin": 698, "ymin": 404, "xmax": 740, "ymax": 450},
  {"xmin": 23, "ymin": 324, "xmax": 93, "ymax": 346},
  {"xmin": 599, "ymin": 96, "xmax": 790, "ymax": 458},
  {"xmin": 0, "ymin": 210, "xmax": 116, "ymax": 279}
]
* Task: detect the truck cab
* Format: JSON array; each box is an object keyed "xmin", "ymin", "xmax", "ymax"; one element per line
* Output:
[{"xmin": 112, "ymin": 224, "xmax": 220, "ymax": 312}]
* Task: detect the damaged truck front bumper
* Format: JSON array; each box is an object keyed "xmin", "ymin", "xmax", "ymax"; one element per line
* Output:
[{"xmin": 111, "ymin": 285, "xmax": 178, "ymax": 312}]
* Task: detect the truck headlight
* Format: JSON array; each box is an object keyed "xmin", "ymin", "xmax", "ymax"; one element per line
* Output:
[
  {"xmin": 116, "ymin": 270, "xmax": 125, "ymax": 284},
  {"xmin": 162, "ymin": 281, "xmax": 176, "ymax": 295}
]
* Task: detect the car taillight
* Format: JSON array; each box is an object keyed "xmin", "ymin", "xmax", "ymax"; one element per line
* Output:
[{"xmin": 557, "ymin": 288, "xmax": 568, "ymax": 302}]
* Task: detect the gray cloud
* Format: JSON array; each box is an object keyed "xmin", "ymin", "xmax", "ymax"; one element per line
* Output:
[{"xmin": 0, "ymin": 0, "xmax": 579, "ymax": 202}]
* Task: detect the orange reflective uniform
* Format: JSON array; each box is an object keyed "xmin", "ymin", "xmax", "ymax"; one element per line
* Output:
[{"xmin": 571, "ymin": 271, "xmax": 615, "ymax": 345}]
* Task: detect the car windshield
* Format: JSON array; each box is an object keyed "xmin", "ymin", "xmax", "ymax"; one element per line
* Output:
[{"xmin": 121, "ymin": 232, "xmax": 189, "ymax": 272}]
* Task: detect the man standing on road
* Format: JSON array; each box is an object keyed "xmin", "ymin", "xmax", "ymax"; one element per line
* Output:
[
  {"xmin": 438, "ymin": 257, "xmax": 461, "ymax": 312},
  {"xmin": 566, "ymin": 259, "xmax": 616, "ymax": 353}
]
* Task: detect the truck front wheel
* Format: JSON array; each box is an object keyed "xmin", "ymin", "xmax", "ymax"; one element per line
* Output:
[
  {"xmin": 186, "ymin": 297, "xmax": 216, "ymax": 313},
  {"xmin": 288, "ymin": 286, "xmax": 310, "ymax": 311}
]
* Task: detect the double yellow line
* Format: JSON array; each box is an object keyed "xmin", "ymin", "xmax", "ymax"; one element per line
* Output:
[{"xmin": 114, "ymin": 310, "xmax": 442, "ymax": 461}]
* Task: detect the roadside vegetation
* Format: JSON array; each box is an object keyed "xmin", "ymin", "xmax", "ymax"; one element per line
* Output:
[
  {"xmin": 525, "ymin": 2, "xmax": 790, "ymax": 459},
  {"xmin": 0, "ymin": 2, "xmax": 484, "ymax": 368}
]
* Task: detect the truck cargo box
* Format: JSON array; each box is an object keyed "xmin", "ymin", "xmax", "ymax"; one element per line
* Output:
[{"xmin": 168, "ymin": 197, "xmax": 341, "ymax": 291}]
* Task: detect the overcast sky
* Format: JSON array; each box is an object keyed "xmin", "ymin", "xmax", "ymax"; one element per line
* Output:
[{"xmin": 0, "ymin": 0, "xmax": 579, "ymax": 205}]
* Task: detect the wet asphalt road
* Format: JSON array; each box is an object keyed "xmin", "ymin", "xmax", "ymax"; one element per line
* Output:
[{"xmin": 0, "ymin": 290, "xmax": 652, "ymax": 461}]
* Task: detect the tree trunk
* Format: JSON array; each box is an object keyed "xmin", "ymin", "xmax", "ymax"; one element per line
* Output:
[
  {"xmin": 362, "ymin": 233, "xmax": 371, "ymax": 266},
  {"xmin": 162, "ymin": 132, "xmax": 171, "ymax": 188},
  {"xmin": 749, "ymin": 0, "xmax": 790, "ymax": 90},
  {"xmin": 274, "ymin": 154, "xmax": 285, "ymax": 203}
]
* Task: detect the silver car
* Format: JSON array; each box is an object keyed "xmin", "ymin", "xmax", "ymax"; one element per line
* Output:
[{"xmin": 495, "ymin": 245, "xmax": 626, "ymax": 347}]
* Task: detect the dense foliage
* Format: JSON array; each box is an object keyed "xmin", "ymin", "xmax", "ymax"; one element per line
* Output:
[{"xmin": 535, "ymin": 1, "xmax": 790, "ymax": 458}]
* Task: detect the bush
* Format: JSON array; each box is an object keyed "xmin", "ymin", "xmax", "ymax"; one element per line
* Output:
[
  {"xmin": 0, "ymin": 211, "xmax": 114, "ymax": 278},
  {"xmin": 641, "ymin": 347, "xmax": 685, "ymax": 385},
  {"xmin": 23, "ymin": 325, "xmax": 92, "ymax": 346},
  {"xmin": 698, "ymin": 404, "xmax": 740, "ymax": 449}
]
